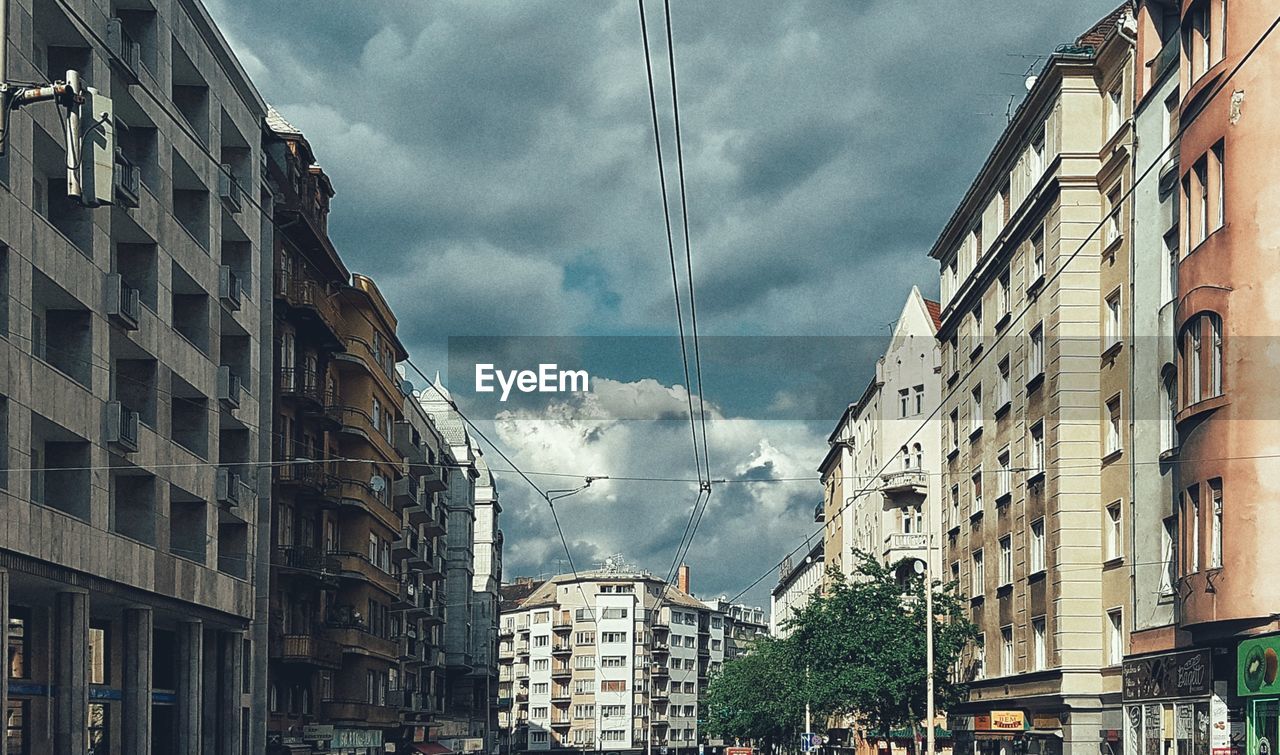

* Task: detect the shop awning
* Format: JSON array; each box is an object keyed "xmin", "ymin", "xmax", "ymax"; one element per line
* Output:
[
  {"xmin": 887, "ymin": 726, "xmax": 952, "ymax": 740},
  {"xmin": 412, "ymin": 744, "xmax": 456, "ymax": 755}
]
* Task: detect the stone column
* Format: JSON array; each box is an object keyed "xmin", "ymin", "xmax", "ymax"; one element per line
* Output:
[
  {"xmin": 218, "ymin": 631, "xmax": 244, "ymax": 755},
  {"xmin": 176, "ymin": 620, "xmax": 203, "ymax": 755},
  {"xmin": 123, "ymin": 608, "xmax": 153, "ymax": 755},
  {"xmin": 0, "ymin": 569, "xmax": 8, "ymax": 755},
  {"xmin": 54, "ymin": 591, "xmax": 89, "ymax": 755}
]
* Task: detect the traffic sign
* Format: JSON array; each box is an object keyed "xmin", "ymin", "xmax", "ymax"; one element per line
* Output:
[{"xmin": 802, "ymin": 733, "xmax": 815, "ymax": 751}]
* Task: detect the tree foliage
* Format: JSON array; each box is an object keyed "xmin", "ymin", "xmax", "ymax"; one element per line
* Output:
[
  {"xmin": 790, "ymin": 552, "xmax": 977, "ymax": 739},
  {"xmin": 705, "ymin": 552, "xmax": 976, "ymax": 748},
  {"xmin": 704, "ymin": 635, "xmax": 805, "ymax": 746}
]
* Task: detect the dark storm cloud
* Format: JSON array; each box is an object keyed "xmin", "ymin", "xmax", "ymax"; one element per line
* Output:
[{"xmin": 207, "ymin": 0, "xmax": 1124, "ymax": 601}]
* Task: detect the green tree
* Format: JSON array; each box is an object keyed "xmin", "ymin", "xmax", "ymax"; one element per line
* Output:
[
  {"xmin": 704, "ymin": 635, "xmax": 805, "ymax": 748},
  {"xmin": 789, "ymin": 552, "xmax": 977, "ymax": 751}
]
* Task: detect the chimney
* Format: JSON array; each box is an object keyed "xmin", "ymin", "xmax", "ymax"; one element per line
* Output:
[{"xmin": 677, "ymin": 564, "xmax": 691, "ymax": 595}]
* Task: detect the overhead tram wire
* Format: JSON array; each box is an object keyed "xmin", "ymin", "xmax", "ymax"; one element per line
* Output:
[
  {"xmin": 727, "ymin": 12, "xmax": 1280, "ymax": 605},
  {"xmin": 636, "ymin": 0, "xmax": 706, "ymax": 493}
]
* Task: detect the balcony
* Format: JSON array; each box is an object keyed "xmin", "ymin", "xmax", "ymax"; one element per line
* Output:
[
  {"xmin": 336, "ymin": 477, "xmax": 399, "ymax": 533},
  {"xmin": 322, "ymin": 619, "xmax": 398, "ymax": 662},
  {"xmin": 394, "ymin": 476, "xmax": 418, "ymax": 506},
  {"xmin": 553, "ymin": 614, "xmax": 572, "ymax": 630},
  {"xmin": 112, "ymin": 149, "xmax": 141, "ymax": 208},
  {"xmin": 651, "ymin": 687, "xmax": 669, "ymax": 699},
  {"xmin": 319, "ymin": 698, "xmax": 399, "ymax": 727},
  {"xmin": 652, "ymin": 642, "xmax": 669, "ymax": 656},
  {"xmin": 218, "ymin": 166, "xmax": 242, "ymax": 214},
  {"xmin": 880, "ymin": 470, "xmax": 928, "ymax": 497},
  {"xmin": 551, "ymin": 689, "xmax": 571, "ymax": 704},
  {"xmin": 104, "ymin": 400, "xmax": 139, "ymax": 453},
  {"xmin": 406, "ymin": 498, "xmax": 435, "ymax": 527},
  {"xmin": 334, "ymin": 405, "xmax": 398, "ymax": 461},
  {"xmin": 516, "ymin": 643, "xmax": 530, "ymax": 656},
  {"xmin": 884, "ymin": 532, "xmax": 928, "ymax": 562},
  {"xmin": 106, "ymin": 272, "xmax": 143, "ymax": 331},
  {"xmin": 393, "ymin": 577, "xmax": 421, "ymax": 610},
  {"xmin": 271, "ymin": 632, "xmax": 341, "ymax": 669},
  {"xmin": 551, "ymin": 643, "xmax": 572, "ymax": 656},
  {"xmin": 106, "ymin": 18, "xmax": 141, "ymax": 83},
  {"xmin": 215, "ymin": 467, "xmax": 243, "ymax": 508},
  {"xmin": 218, "ymin": 265, "xmax": 241, "ymax": 311},
  {"xmin": 393, "ymin": 528, "xmax": 421, "ymax": 560},
  {"xmin": 651, "ymin": 665, "xmax": 669, "ymax": 678},
  {"xmin": 271, "ymin": 546, "xmax": 340, "ymax": 584},
  {"xmin": 330, "ymin": 551, "xmax": 398, "ymax": 595},
  {"xmin": 389, "ymin": 688, "xmax": 425, "ymax": 712},
  {"xmin": 420, "ymin": 463, "xmax": 448, "ymax": 493},
  {"xmin": 273, "ymin": 457, "xmax": 339, "ymax": 503},
  {"xmin": 217, "ymin": 365, "xmax": 242, "ymax": 409},
  {"xmin": 551, "ymin": 665, "xmax": 572, "ymax": 679},
  {"xmin": 814, "ymin": 502, "xmax": 825, "ymax": 523},
  {"xmin": 422, "ymin": 599, "xmax": 445, "ymax": 626},
  {"xmin": 276, "ymin": 275, "xmax": 342, "ymax": 348},
  {"xmin": 500, "ymin": 625, "xmax": 516, "ymax": 638}
]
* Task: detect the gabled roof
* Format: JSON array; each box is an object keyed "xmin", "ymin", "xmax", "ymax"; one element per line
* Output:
[
  {"xmin": 1076, "ymin": 4, "xmax": 1129, "ymax": 50},
  {"xmin": 265, "ymin": 105, "xmax": 303, "ymax": 136},
  {"xmin": 924, "ymin": 299, "xmax": 943, "ymax": 331}
]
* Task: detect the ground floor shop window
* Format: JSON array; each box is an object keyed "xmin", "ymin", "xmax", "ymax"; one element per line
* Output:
[
  {"xmin": 6, "ymin": 700, "xmax": 27, "ymax": 755},
  {"xmin": 88, "ymin": 702, "xmax": 110, "ymax": 755},
  {"xmin": 1126, "ymin": 702, "xmax": 1210, "ymax": 755},
  {"xmin": 1250, "ymin": 700, "xmax": 1279, "ymax": 755}
]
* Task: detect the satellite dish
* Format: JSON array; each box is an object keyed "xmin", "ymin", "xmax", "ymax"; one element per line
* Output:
[
  {"xmin": 1025, "ymin": 75, "xmax": 1038, "ymax": 92},
  {"xmin": 370, "ymin": 474, "xmax": 387, "ymax": 493}
]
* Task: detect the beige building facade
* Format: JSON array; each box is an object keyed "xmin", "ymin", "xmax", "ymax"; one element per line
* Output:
[{"xmin": 930, "ymin": 9, "xmax": 1135, "ymax": 755}]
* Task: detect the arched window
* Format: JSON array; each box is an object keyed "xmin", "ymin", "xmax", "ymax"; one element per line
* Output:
[
  {"xmin": 1160, "ymin": 370, "xmax": 1177, "ymax": 451},
  {"xmin": 913, "ymin": 443, "xmax": 923, "ymax": 470},
  {"xmin": 901, "ymin": 446, "xmax": 911, "ymax": 470}
]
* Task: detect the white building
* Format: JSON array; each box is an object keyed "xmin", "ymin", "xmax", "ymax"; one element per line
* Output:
[
  {"xmin": 770, "ymin": 540, "xmax": 824, "ymax": 637},
  {"xmin": 819, "ymin": 287, "xmax": 943, "ymax": 580},
  {"xmin": 497, "ymin": 563, "xmax": 726, "ymax": 754}
]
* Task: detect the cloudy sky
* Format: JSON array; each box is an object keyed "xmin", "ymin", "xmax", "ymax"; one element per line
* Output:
[{"xmin": 210, "ymin": 0, "xmax": 1120, "ymax": 606}]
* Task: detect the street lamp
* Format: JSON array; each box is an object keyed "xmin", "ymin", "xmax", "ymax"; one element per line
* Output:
[{"xmin": 893, "ymin": 530, "xmax": 935, "ymax": 755}]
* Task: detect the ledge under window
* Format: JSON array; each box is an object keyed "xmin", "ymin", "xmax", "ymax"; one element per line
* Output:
[
  {"xmin": 1101, "ymin": 340, "xmax": 1123, "ymax": 361},
  {"xmin": 995, "ymin": 310, "xmax": 1012, "ymax": 331},
  {"xmin": 995, "ymin": 491, "xmax": 1012, "ymax": 507},
  {"xmin": 1026, "ymin": 469, "xmax": 1046, "ymax": 486},
  {"xmin": 1102, "ymin": 448, "xmax": 1124, "ymax": 465},
  {"xmin": 1026, "ymin": 372, "xmax": 1045, "ymax": 393},
  {"xmin": 969, "ymin": 425, "xmax": 984, "ymax": 441},
  {"xmin": 1026, "ymin": 274, "xmax": 1046, "ymax": 297},
  {"xmin": 1028, "ymin": 569, "xmax": 1046, "ymax": 583},
  {"xmin": 994, "ymin": 400, "xmax": 1012, "ymax": 419}
]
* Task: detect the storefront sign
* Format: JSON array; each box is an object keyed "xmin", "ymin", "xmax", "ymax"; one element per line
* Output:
[
  {"xmin": 1238, "ymin": 635, "xmax": 1280, "ymax": 696},
  {"xmin": 303, "ymin": 724, "xmax": 334, "ymax": 741},
  {"xmin": 333, "ymin": 728, "xmax": 384, "ymax": 749},
  {"xmin": 970, "ymin": 711, "xmax": 1027, "ymax": 732},
  {"xmin": 1032, "ymin": 714, "xmax": 1061, "ymax": 730},
  {"xmin": 1124, "ymin": 649, "xmax": 1214, "ymax": 701}
]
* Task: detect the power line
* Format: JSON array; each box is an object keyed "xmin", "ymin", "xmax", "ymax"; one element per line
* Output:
[{"xmin": 730, "ymin": 13, "xmax": 1280, "ymax": 605}]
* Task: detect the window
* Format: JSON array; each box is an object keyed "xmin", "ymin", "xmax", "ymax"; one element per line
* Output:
[
  {"xmin": 1028, "ymin": 519, "xmax": 1046, "ymax": 575},
  {"xmin": 971, "ymin": 468, "xmax": 983, "ymax": 517},
  {"xmin": 88, "ymin": 702, "xmax": 109, "ymax": 754},
  {"xmin": 8, "ymin": 609, "xmax": 27, "ymax": 679},
  {"xmin": 998, "ymin": 267, "xmax": 1011, "ymax": 319},
  {"xmin": 1106, "ymin": 503, "xmax": 1123, "ymax": 561},
  {"xmin": 1105, "ymin": 290, "xmax": 1122, "ymax": 349},
  {"xmin": 971, "ymin": 550, "xmax": 984, "ymax": 597},
  {"xmin": 1161, "ymin": 373, "xmax": 1178, "ymax": 452},
  {"xmin": 1185, "ymin": 321, "xmax": 1202, "ymax": 405},
  {"xmin": 1209, "ymin": 478, "xmax": 1223, "ymax": 568},
  {"xmin": 600, "ymin": 632, "xmax": 626, "ymax": 644},
  {"xmin": 999, "ymin": 182, "xmax": 1011, "ymax": 226},
  {"xmin": 1107, "ymin": 610, "xmax": 1124, "ymax": 665},
  {"xmin": 1029, "ymin": 422, "xmax": 1039, "ymax": 476},
  {"xmin": 998, "ymin": 536, "xmax": 1012, "ymax": 586},
  {"xmin": 533, "ymin": 611, "xmax": 549, "ymax": 624},
  {"xmin": 901, "ymin": 446, "xmax": 912, "ymax": 471},
  {"xmin": 972, "ymin": 302, "xmax": 983, "ymax": 350},
  {"xmin": 1029, "ymin": 324, "xmax": 1044, "ymax": 379},
  {"xmin": 1001, "ymin": 626, "xmax": 1014, "ymax": 675},
  {"xmin": 601, "ymin": 656, "xmax": 626, "ymax": 668},
  {"xmin": 950, "ymin": 484, "xmax": 960, "ymax": 525},
  {"xmin": 1161, "ymin": 517, "xmax": 1177, "ymax": 595},
  {"xmin": 533, "ymin": 683, "xmax": 549, "ymax": 695},
  {"xmin": 1105, "ymin": 396, "xmax": 1122, "ymax": 457},
  {"xmin": 1030, "ymin": 229, "xmax": 1045, "ymax": 284},
  {"xmin": 997, "ymin": 447, "xmax": 1011, "ymax": 500},
  {"xmin": 1032, "ymin": 617, "xmax": 1047, "ymax": 670},
  {"xmin": 974, "ymin": 634, "xmax": 986, "ymax": 678},
  {"xmin": 1107, "ymin": 82, "xmax": 1123, "ymax": 136},
  {"xmin": 601, "ymin": 608, "xmax": 628, "ymax": 620},
  {"xmin": 533, "ymin": 635, "xmax": 549, "ymax": 648},
  {"xmin": 1193, "ymin": 155, "xmax": 1209, "ymax": 246},
  {"xmin": 576, "ymin": 631, "xmax": 596, "ymax": 645},
  {"xmin": 1163, "ymin": 91, "xmax": 1178, "ymax": 150},
  {"xmin": 89, "ymin": 626, "xmax": 108, "ymax": 685},
  {"xmin": 913, "ymin": 443, "xmax": 923, "ymax": 470},
  {"xmin": 575, "ymin": 655, "xmax": 595, "ymax": 670},
  {"xmin": 1162, "ymin": 229, "xmax": 1179, "ymax": 305},
  {"xmin": 601, "ymin": 705, "xmax": 626, "ymax": 717},
  {"xmin": 600, "ymin": 680, "xmax": 626, "ymax": 692},
  {"xmin": 1031, "ymin": 129, "xmax": 1045, "ymax": 178},
  {"xmin": 531, "ymin": 732, "xmax": 549, "ymax": 745},
  {"xmin": 949, "ymin": 410, "xmax": 960, "ymax": 452},
  {"xmin": 914, "ymin": 385, "xmax": 925, "ymax": 415},
  {"xmin": 533, "ymin": 659, "xmax": 549, "ymax": 671},
  {"xmin": 949, "ymin": 335, "xmax": 959, "ymax": 375},
  {"xmin": 1209, "ymin": 314, "xmax": 1222, "ymax": 397},
  {"xmin": 997, "ymin": 357, "xmax": 1011, "ymax": 409},
  {"xmin": 899, "ymin": 389, "xmax": 910, "ymax": 418},
  {"xmin": 1185, "ymin": 485, "xmax": 1201, "ymax": 574},
  {"xmin": 970, "ymin": 384, "xmax": 983, "ymax": 436}
]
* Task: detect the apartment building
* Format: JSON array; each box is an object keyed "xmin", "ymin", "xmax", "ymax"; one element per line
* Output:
[
  {"xmin": 1124, "ymin": 3, "xmax": 1280, "ymax": 754},
  {"xmin": 818, "ymin": 287, "xmax": 943, "ymax": 581},
  {"xmin": 471, "ymin": 452, "xmax": 504, "ymax": 747},
  {"xmin": 703, "ymin": 599, "xmax": 768, "ymax": 661},
  {"xmin": 0, "ymin": 0, "xmax": 270, "ymax": 752},
  {"xmin": 769, "ymin": 540, "xmax": 823, "ymax": 638},
  {"xmin": 930, "ymin": 9, "xmax": 1134, "ymax": 755},
  {"xmin": 496, "ymin": 566, "xmax": 725, "ymax": 755},
  {"xmin": 418, "ymin": 379, "xmax": 486, "ymax": 742}
]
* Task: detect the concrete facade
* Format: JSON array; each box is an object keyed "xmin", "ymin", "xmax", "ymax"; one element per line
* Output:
[
  {"xmin": 769, "ymin": 539, "xmax": 823, "ymax": 639},
  {"xmin": 1, "ymin": 0, "xmax": 269, "ymax": 751}
]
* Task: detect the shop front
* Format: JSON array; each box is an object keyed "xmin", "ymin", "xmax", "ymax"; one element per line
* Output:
[
  {"xmin": 951, "ymin": 710, "xmax": 1062, "ymax": 755},
  {"xmin": 1238, "ymin": 635, "xmax": 1280, "ymax": 755},
  {"xmin": 1123, "ymin": 648, "xmax": 1224, "ymax": 755}
]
